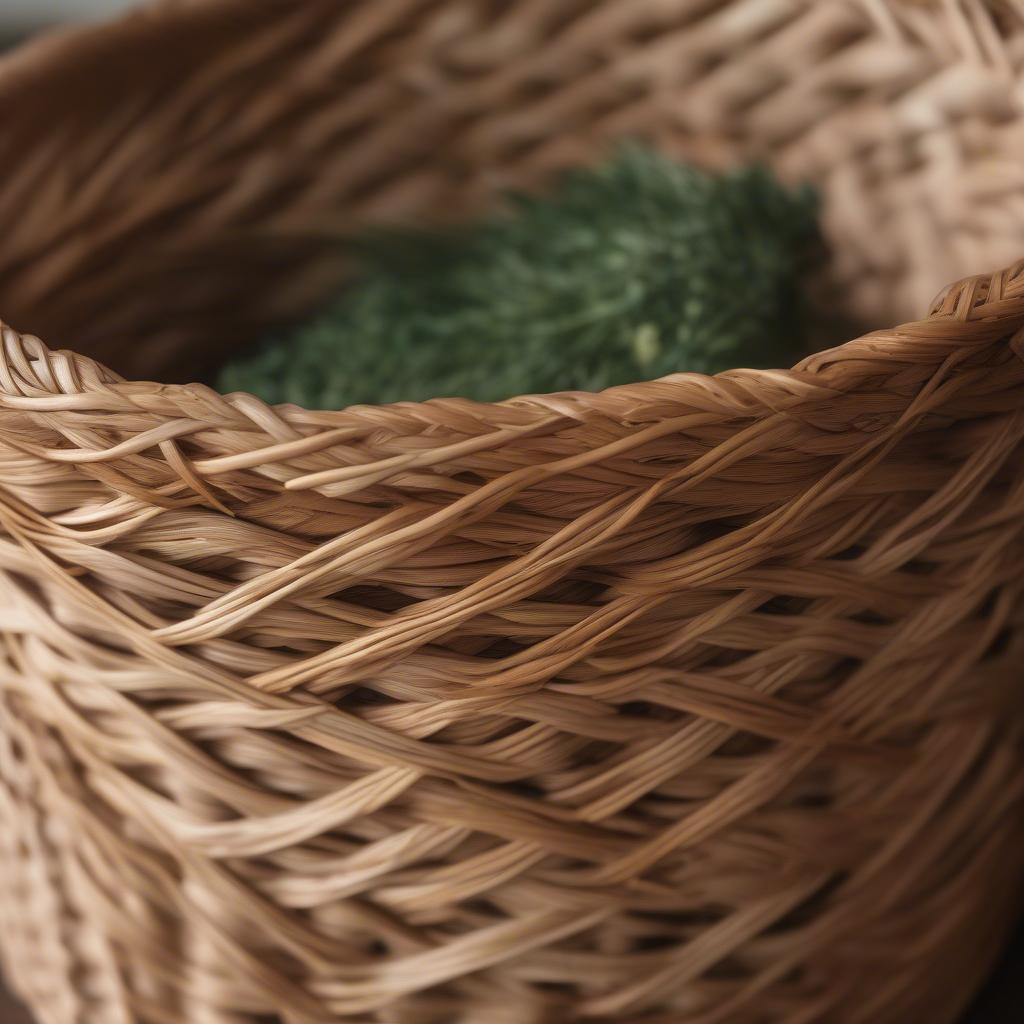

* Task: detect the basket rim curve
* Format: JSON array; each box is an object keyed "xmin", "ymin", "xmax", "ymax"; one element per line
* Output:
[
  {"xmin": 0, "ymin": 259, "xmax": 1021, "ymax": 516},
  {"xmin": 1, "ymin": 259, "xmax": 1023, "ymax": 422}
]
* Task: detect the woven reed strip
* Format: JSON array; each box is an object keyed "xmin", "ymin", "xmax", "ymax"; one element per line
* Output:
[{"xmin": 0, "ymin": 2, "xmax": 1023, "ymax": 1023}]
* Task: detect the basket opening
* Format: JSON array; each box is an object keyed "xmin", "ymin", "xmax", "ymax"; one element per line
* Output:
[{"xmin": 3, "ymin": 0, "xmax": 995, "ymax": 390}]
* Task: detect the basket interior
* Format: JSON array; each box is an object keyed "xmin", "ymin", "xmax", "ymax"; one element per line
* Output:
[{"xmin": 0, "ymin": 0, "xmax": 1021, "ymax": 384}]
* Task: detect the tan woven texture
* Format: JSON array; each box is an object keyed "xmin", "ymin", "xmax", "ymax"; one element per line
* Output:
[{"xmin": 0, "ymin": 2, "xmax": 1023, "ymax": 1023}]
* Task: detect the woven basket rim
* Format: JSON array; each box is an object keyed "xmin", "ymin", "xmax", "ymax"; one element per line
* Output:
[{"xmin": 1, "ymin": 260, "xmax": 1022, "ymax": 423}]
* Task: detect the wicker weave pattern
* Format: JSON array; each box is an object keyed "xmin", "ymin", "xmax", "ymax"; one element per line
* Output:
[
  {"xmin": 2, "ymin": 270, "xmax": 1024, "ymax": 1022},
  {"xmin": 0, "ymin": 2, "xmax": 1023, "ymax": 1023}
]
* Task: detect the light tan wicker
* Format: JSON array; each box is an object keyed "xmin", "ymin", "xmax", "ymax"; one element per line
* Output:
[{"xmin": 0, "ymin": 3, "xmax": 1022, "ymax": 1023}]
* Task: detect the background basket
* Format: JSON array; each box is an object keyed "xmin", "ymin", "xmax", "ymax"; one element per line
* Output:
[{"xmin": 0, "ymin": 2, "xmax": 1023, "ymax": 1022}]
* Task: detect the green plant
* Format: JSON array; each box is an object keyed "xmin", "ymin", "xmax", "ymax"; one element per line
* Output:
[{"xmin": 219, "ymin": 147, "xmax": 818, "ymax": 407}]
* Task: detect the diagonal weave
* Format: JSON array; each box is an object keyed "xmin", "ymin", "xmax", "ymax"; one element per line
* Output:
[{"xmin": 0, "ymin": 3, "xmax": 1023, "ymax": 1023}]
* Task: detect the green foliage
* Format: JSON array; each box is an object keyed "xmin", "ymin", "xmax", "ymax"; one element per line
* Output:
[{"xmin": 219, "ymin": 147, "xmax": 818, "ymax": 408}]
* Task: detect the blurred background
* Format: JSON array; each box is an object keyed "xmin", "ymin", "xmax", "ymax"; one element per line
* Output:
[
  {"xmin": 1, "ymin": 0, "xmax": 136, "ymax": 27},
  {"xmin": 0, "ymin": 1, "xmax": 135, "ymax": 49},
  {"xmin": 0, "ymin": 3, "xmax": 1018, "ymax": 1022}
]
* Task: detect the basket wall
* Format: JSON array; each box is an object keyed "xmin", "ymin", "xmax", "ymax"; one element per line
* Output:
[{"xmin": 0, "ymin": 2, "xmax": 1022, "ymax": 1023}]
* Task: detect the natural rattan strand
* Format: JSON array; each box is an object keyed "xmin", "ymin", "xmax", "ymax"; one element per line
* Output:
[{"xmin": 0, "ymin": 3, "xmax": 1023, "ymax": 1024}]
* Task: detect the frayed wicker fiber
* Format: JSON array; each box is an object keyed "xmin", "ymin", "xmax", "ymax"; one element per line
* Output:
[{"xmin": 0, "ymin": 3, "xmax": 1023, "ymax": 1024}]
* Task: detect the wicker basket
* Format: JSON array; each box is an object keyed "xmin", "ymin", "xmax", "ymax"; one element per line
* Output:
[{"xmin": 0, "ymin": 2, "xmax": 1023, "ymax": 1022}]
